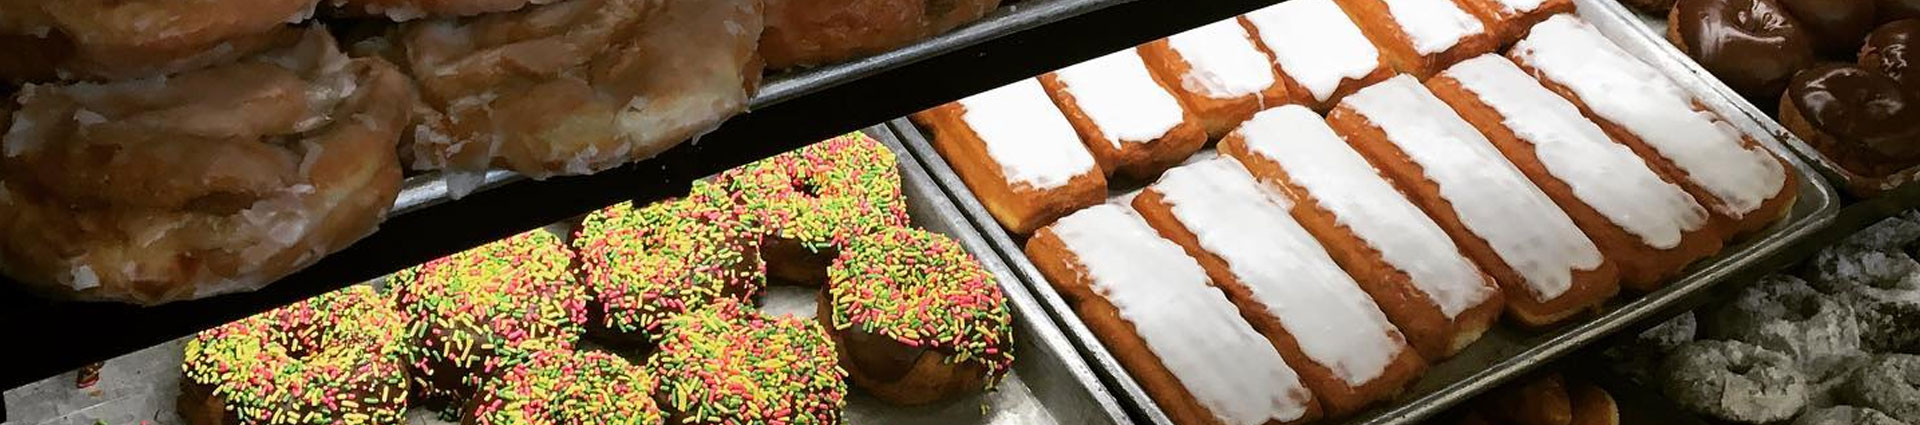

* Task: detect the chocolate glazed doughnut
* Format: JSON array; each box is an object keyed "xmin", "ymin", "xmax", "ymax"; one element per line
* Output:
[
  {"xmin": 1780, "ymin": 64, "xmax": 1920, "ymax": 177},
  {"xmin": 1863, "ymin": 20, "xmax": 1920, "ymax": 93},
  {"xmin": 1778, "ymin": 0, "xmax": 1878, "ymax": 56},
  {"xmin": 1670, "ymin": 0, "xmax": 1817, "ymax": 100}
]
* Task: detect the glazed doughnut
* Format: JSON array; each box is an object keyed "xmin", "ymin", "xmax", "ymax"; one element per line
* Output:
[
  {"xmin": 1659, "ymin": 340, "xmax": 1810, "ymax": 423},
  {"xmin": 1807, "ymin": 218, "xmax": 1920, "ymax": 353},
  {"xmin": 179, "ymin": 286, "xmax": 410, "ymax": 425},
  {"xmin": 0, "ymin": 27, "xmax": 409, "ymax": 305},
  {"xmin": 390, "ymin": 228, "xmax": 590, "ymax": 413},
  {"xmin": 824, "ymin": 226, "xmax": 1015, "ymax": 405},
  {"xmin": 1039, "ymin": 49, "xmax": 1209, "ymax": 181},
  {"xmin": 573, "ymin": 181, "xmax": 765, "ymax": 348},
  {"xmin": 909, "ymin": 78, "xmax": 1107, "ymax": 235},
  {"xmin": 1703, "ymin": 275, "xmax": 1864, "ymax": 379},
  {"xmin": 1778, "ymin": 0, "xmax": 1878, "ymax": 56},
  {"xmin": 1793, "ymin": 406, "xmax": 1909, "ymax": 425},
  {"xmin": 1668, "ymin": 0, "xmax": 1817, "ymax": 100},
  {"xmin": 0, "ymin": 0, "xmax": 316, "ymax": 82},
  {"xmin": 1863, "ymin": 20, "xmax": 1920, "ymax": 94},
  {"xmin": 760, "ymin": 0, "xmax": 1000, "ymax": 69},
  {"xmin": 1332, "ymin": 0, "xmax": 1501, "ymax": 78},
  {"xmin": 398, "ymin": 0, "xmax": 764, "ymax": 191},
  {"xmin": 1240, "ymin": 0, "xmax": 1396, "ymax": 111},
  {"xmin": 710, "ymin": 133, "xmax": 908, "ymax": 284},
  {"xmin": 1839, "ymin": 354, "xmax": 1920, "ymax": 423},
  {"xmin": 647, "ymin": 299, "xmax": 847, "ymax": 425},
  {"xmin": 329, "ymin": 0, "xmax": 551, "ymax": 21},
  {"xmin": 1779, "ymin": 64, "xmax": 1920, "ymax": 179},
  {"xmin": 465, "ymin": 349, "xmax": 664, "ymax": 425}
]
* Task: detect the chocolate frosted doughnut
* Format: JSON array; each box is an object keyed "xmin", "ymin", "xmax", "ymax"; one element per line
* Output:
[
  {"xmin": 1704, "ymin": 275, "xmax": 1865, "ymax": 379},
  {"xmin": 1659, "ymin": 340, "xmax": 1809, "ymax": 423},
  {"xmin": 1793, "ymin": 406, "xmax": 1909, "ymax": 425},
  {"xmin": 1779, "ymin": 0, "xmax": 1878, "ymax": 56},
  {"xmin": 1864, "ymin": 20, "xmax": 1920, "ymax": 93},
  {"xmin": 1671, "ymin": 0, "xmax": 1817, "ymax": 100},
  {"xmin": 1780, "ymin": 64, "xmax": 1920, "ymax": 178},
  {"xmin": 1839, "ymin": 354, "xmax": 1920, "ymax": 424}
]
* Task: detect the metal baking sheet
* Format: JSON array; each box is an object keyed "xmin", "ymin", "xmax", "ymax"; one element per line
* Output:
[
  {"xmin": 389, "ymin": 0, "xmax": 1133, "ymax": 216},
  {"xmin": 1602, "ymin": 1, "xmax": 1920, "ymax": 199},
  {"xmin": 887, "ymin": 0, "xmax": 1840, "ymax": 421},
  {"xmin": 4, "ymin": 126, "xmax": 1129, "ymax": 425}
]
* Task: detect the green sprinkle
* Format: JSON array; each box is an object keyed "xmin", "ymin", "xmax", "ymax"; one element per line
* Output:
[{"xmin": 827, "ymin": 227, "xmax": 1017, "ymax": 386}]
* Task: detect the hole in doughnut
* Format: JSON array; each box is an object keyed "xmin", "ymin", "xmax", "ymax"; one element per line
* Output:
[{"xmin": 1784, "ymin": 295, "xmax": 1822, "ymax": 321}]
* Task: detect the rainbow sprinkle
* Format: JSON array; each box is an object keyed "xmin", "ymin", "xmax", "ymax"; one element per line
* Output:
[
  {"xmin": 647, "ymin": 299, "xmax": 847, "ymax": 425},
  {"xmin": 388, "ymin": 229, "xmax": 588, "ymax": 414},
  {"xmin": 574, "ymin": 181, "xmax": 765, "ymax": 342},
  {"xmin": 469, "ymin": 349, "xmax": 664, "ymax": 425},
  {"xmin": 827, "ymin": 227, "xmax": 1016, "ymax": 386},
  {"xmin": 182, "ymin": 285, "xmax": 411, "ymax": 425},
  {"xmin": 709, "ymin": 133, "xmax": 909, "ymax": 253}
]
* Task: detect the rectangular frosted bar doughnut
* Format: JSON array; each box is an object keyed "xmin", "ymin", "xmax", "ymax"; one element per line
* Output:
[
  {"xmin": 1428, "ymin": 54, "xmax": 1724, "ymax": 291},
  {"xmin": 1138, "ymin": 17, "xmax": 1293, "ymax": 139},
  {"xmin": 1333, "ymin": 0, "xmax": 1500, "ymax": 78},
  {"xmin": 1508, "ymin": 15, "xmax": 1795, "ymax": 236},
  {"xmin": 910, "ymin": 78, "xmax": 1106, "ymax": 235},
  {"xmin": 1241, "ymin": 0, "xmax": 1394, "ymax": 111},
  {"xmin": 1455, "ymin": 0, "xmax": 1575, "ymax": 43},
  {"xmin": 1219, "ymin": 105, "xmax": 1504, "ymax": 359},
  {"xmin": 1131, "ymin": 157, "xmax": 1427, "ymax": 417},
  {"xmin": 1328, "ymin": 75, "xmax": 1620, "ymax": 327},
  {"xmin": 1040, "ymin": 49, "xmax": 1208, "ymax": 181},
  {"xmin": 1026, "ymin": 205, "xmax": 1322, "ymax": 425}
]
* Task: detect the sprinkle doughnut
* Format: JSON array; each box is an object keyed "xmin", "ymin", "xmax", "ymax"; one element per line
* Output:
[
  {"xmin": 1659, "ymin": 340, "xmax": 1810, "ymax": 423},
  {"xmin": 1704, "ymin": 275, "xmax": 1865, "ymax": 379},
  {"xmin": 179, "ymin": 285, "xmax": 410, "ymax": 425},
  {"xmin": 1840, "ymin": 354, "xmax": 1920, "ymax": 424},
  {"xmin": 390, "ymin": 228, "xmax": 589, "ymax": 414},
  {"xmin": 464, "ymin": 349, "xmax": 664, "ymax": 425},
  {"xmin": 573, "ymin": 181, "xmax": 766, "ymax": 347},
  {"xmin": 0, "ymin": 0, "xmax": 318, "ymax": 82},
  {"xmin": 824, "ymin": 226, "xmax": 1015, "ymax": 405},
  {"xmin": 647, "ymin": 299, "xmax": 848, "ymax": 425},
  {"xmin": 712, "ymin": 133, "xmax": 909, "ymax": 284},
  {"xmin": 0, "ymin": 27, "xmax": 410, "ymax": 305},
  {"xmin": 1793, "ymin": 406, "xmax": 1909, "ymax": 425}
]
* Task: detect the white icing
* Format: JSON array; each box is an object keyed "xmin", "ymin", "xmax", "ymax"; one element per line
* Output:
[
  {"xmin": 1243, "ymin": 0, "xmax": 1382, "ymax": 103},
  {"xmin": 1236, "ymin": 105, "xmax": 1493, "ymax": 318},
  {"xmin": 1444, "ymin": 55, "xmax": 1710, "ymax": 249},
  {"xmin": 1052, "ymin": 205, "xmax": 1312, "ymax": 425},
  {"xmin": 1382, "ymin": 0, "xmax": 1486, "ymax": 56},
  {"xmin": 1150, "ymin": 157, "xmax": 1404, "ymax": 386},
  {"xmin": 1343, "ymin": 75, "xmax": 1602, "ymax": 302},
  {"xmin": 1167, "ymin": 18, "xmax": 1278, "ymax": 100},
  {"xmin": 958, "ymin": 79, "xmax": 1099, "ymax": 190},
  {"xmin": 1511, "ymin": 15, "xmax": 1786, "ymax": 218},
  {"xmin": 1496, "ymin": 0, "xmax": 1547, "ymax": 13},
  {"xmin": 1054, "ymin": 49, "xmax": 1188, "ymax": 145}
]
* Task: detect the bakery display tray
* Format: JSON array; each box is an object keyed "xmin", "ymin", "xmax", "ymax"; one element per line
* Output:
[
  {"xmin": 1604, "ymin": 0, "xmax": 1920, "ymax": 200},
  {"xmin": 1, "ymin": 126, "xmax": 1132, "ymax": 425},
  {"xmin": 887, "ymin": 0, "xmax": 1840, "ymax": 422}
]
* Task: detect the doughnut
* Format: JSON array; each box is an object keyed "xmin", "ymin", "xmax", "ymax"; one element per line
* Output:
[
  {"xmin": 179, "ymin": 286, "xmax": 410, "ymax": 425},
  {"xmin": 328, "ymin": 0, "xmax": 550, "ymax": 21},
  {"xmin": 1039, "ymin": 48, "xmax": 1209, "ymax": 181},
  {"xmin": 1778, "ymin": 0, "xmax": 1879, "ymax": 56},
  {"xmin": 397, "ymin": 0, "xmax": 764, "ymax": 191},
  {"xmin": 710, "ymin": 133, "xmax": 908, "ymax": 284},
  {"xmin": 1136, "ymin": 17, "xmax": 1293, "ymax": 139},
  {"xmin": 390, "ymin": 228, "xmax": 590, "ymax": 414},
  {"xmin": 1328, "ymin": 74, "xmax": 1620, "ymax": 327},
  {"xmin": 1477, "ymin": 373, "xmax": 1573, "ymax": 425},
  {"xmin": 1668, "ymin": 0, "xmax": 1818, "ymax": 100},
  {"xmin": 0, "ymin": 0, "xmax": 316, "ymax": 82},
  {"xmin": 0, "ymin": 27, "xmax": 409, "ymax": 305},
  {"xmin": 1240, "ymin": 0, "xmax": 1396, "ymax": 110},
  {"xmin": 760, "ymin": 0, "xmax": 1000, "ymax": 69},
  {"xmin": 1794, "ymin": 406, "xmax": 1909, "ymax": 425},
  {"xmin": 647, "ymin": 299, "xmax": 847, "ymax": 425},
  {"xmin": 824, "ymin": 226, "xmax": 1016, "ymax": 405},
  {"xmin": 1779, "ymin": 64, "xmax": 1920, "ymax": 179},
  {"xmin": 573, "ymin": 181, "xmax": 765, "ymax": 347},
  {"xmin": 1332, "ymin": 0, "xmax": 1501, "ymax": 78},
  {"xmin": 1863, "ymin": 20, "xmax": 1920, "ymax": 94},
  {"xmin": 910, "ymin": 78, "xmax": 1106, "ymax": 235},
  {"xmin": 1806, "ymin": 218, "xmax": 1920, "ymax": 353},
  {"xmin": 465, "ymin": 349, "xmax": 664, "ymax": 425},
  {"xmin": 1568, "ymin": 382, "xmax": 1620, "ymax": 425},
  {"xmin": 1702, "ymin": 275, "xmax": 1865, "ymax": 379},
  {"xmin": 1659, "ymin": 340, "xmax": 1810, "ymax": 423},
  {"xmin": 1454, "ymin": 0, "xmax": 1576, "ymax": 44},
  {"xmin": 1839, "ymin": 354, "xmax": 1920, "ymax": 423}
]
